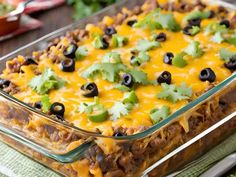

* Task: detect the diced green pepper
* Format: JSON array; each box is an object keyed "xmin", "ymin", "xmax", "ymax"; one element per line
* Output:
[
  {"xmin": 123, "ymin": 90, "xmax": 138, "ymax": 105},
  {"xmin": 87, "ymin": 104, "xmax": 108, "ymax": 122}
]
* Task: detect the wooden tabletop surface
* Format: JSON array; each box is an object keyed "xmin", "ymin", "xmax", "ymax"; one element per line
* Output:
[{"xmin": 0, "ymin": 4, "xmax": 74, "ymax": 57}]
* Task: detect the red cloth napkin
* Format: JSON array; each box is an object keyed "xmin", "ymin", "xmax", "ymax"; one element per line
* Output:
[{"xmin": 0, "ymin": 0, "xmax": 65, "ymax": 42}]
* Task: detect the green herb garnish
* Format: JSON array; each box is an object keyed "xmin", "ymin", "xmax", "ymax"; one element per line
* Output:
[
  {"xmin": 41, "ymin": 95, "xmax": 51, "ymax": 112},
  {"xmin": 29, "ymin": 69, "xmax": 65, "ymax": 95},
  {"xmin": 109, "ymin": 102, "xmax": 129, "ymax": 120},
  {"xmin": 184, "ymin": 41, "xmax": 204, "ymax": 58},
  {"xmin": 135, "ymin": 39, "xmax": 160, "ymax": 52},
  {"xmin": 150, "ymin": 106, "xmax": 170, "ymax": 124},
  {"xmin": 109, "ymin": 91, "xmax": 138, "ymax": 120},
  {"xmin": 157, "ymin": 83, "xmax": 192, "ymax": 103},
  {"xmin": 111, "ymin": 34, "xmax": 128, "ymax": 47},
  {"xmin": 204, "ymin": 22, "xmax": 228, "ymax": 35},
  {"xmin": 219, "ymin": 48, "xmax": 236, "ymax": 61},
  {"xmin": 128, "ymin": 69, "xmax": 149, "ymax": 85},
  {"xmin": 114, "ymin": 84, "xmax": 131, "ymax": 92},
  {"xmin": 130, "ymin": 51, "xmax": 150, "ymax": 66},
  {"xmin": 75, "ymin": 46, "xmax": 88, "ymax": 60},
  {"xmin": 134, "ymin": 8, "xmax": 181, "ymax": 32},
  {"xmin": 184, "ymin": 10, "xmax": 211, "ymax": 21},
  {"xmin": 81, "ymin": 63, "xmax": 127, "ymax": 82},
  {"xmin": 102, "ymin": 52, "xmax": 122, "ymax": 63},
  {"xmin": 211, "ymin": 32, "xmax": 225, "ymax": 44},
  {"xmin": 225, "ymin": 34, "xmax": 236, "ymax": 45}
]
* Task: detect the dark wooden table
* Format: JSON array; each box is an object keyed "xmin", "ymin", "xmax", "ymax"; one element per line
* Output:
[{"xmin": 0, "ymin": 4, "xmax": 74, "ymax": 57}]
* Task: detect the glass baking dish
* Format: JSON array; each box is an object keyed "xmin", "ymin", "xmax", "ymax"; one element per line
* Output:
[{"xmin": 0, "ymin": 0, "xmax": 236, "ymax": 176}]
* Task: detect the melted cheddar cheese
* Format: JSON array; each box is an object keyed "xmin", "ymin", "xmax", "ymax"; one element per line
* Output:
[{"xmin": 1, "ymin": 1, "xmax": 235, "ymax": 137}]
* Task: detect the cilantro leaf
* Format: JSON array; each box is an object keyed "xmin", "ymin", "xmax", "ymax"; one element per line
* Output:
[
  {"xmin": 204, "ymin": 22, "xmax": 228, "ymax": 35},
  {"xmin": 184, "ymin": 10, "xmax": 211, "ymax": 21},
  {"xmin": 130, "ymin": 51, "xmax": 150, "ymax": 66},
  {"xmin": 205, "ymin": 22, "xmax": 236, "ymax": 45},
  {"xmin": 75, "ymin": 46, "xmax": 88, "ymax": 60},
  {"xmin": 134, "ymin": 9, "xmax": 162, "ymax": 30},
  {"xmin": 211, "ymin": 32, "xmax": 225, "ymax": 44},
  {"xmin": 114, "ymin": 84, "xmax": 131, "ymax": 92},
  {"xmin": 128, "ymin": 69, "xmax": 149, "ymax": 85},
  {"xmin": 135, "ymin": 39, "xmax": 160, "ymax": 52},
  {"xmin": 81, "ymin": 63, "xmax": 128, "ymax": 82},
  {"xmin": 157, "ymin": 83, "xmax": 192, "ymax": 103},
  {"xmin": 109, "ymin": 102, "xmax": 129, "ymax": 120},
  {"xmin": 134, "ymin": 8, "xmax": 180, "ymax": 32},
  {"xmin": 184, "ymin": 41, "xmax": 204, "ymax": 58},
  {"xmin": 111, "ymin": 34, "xmax": 128, "ymax": 48},
  {"xmin": 150, "ymin": 106, "xmax": 170, "ymax": 124},
  {"xmin": 176, "ymin": 82, "xmax": 193, "ymax": 97},
  {"xmin": 109, "ymin": 91, "xmax": 138, "ymax": 120},
  {"xmin": 41, "ymin": 95, "xmax": 51, "ymax": 112},
  {"xmin": 219, "ymin": 48, "xmax": 236, "ymax": 61},
  {"xmin": 102, "ymin": 52, "xmax": 122, "ymax": 63},
  {"xmin": 225, "ymin": 36, "xmax": 236, "ymax": 45},
  {"xmin": 158, "ymin": 13, "xmax": 181, "ymax": 32},
  {"xmin": 29, "ymin": 68, "xmax": 65, "ymax": 95},
  {"xmin": 172, "ymin": 52, "xmax": 187, "ymax": 68}
]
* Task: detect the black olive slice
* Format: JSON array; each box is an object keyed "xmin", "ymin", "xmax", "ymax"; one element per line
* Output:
[
  {"xmin": 50, "ymin": 102, "xmax": 65, "ymax": 117},
  {"xmin": 63, "ymin": 43, "xmax": 78, "ymax": 58},
  {"xmin": 23, "ymin": 57, "xmax": 38, "ymax": 66},
  {"xmin": 155, "ymin": 32, "xmax": 167, "ymax": 42},
  {"xmin": 127, "ymin": 19, "xmax": 137, "ymax": 27},
  {"xmin": 208, "ymin": 10, "xmax": 215, "ymax": 19},
  {"xmin": 0, "ymin": 79, "xmax": 10, "ymax": 89},
  {"xmin": 157, "ymin": 71, "xmax": 172, "ymax": 85},
  {"xmin": 100, "ymin": 38, "xmax": 109, "ymax": 49},
  {"xmin": 34, "ymin": 102, "xmax": 42, "ymax": 109},
  {"xmin": 130, "ymin": 55, "xmax": 141, "ymax": 66},
  {"xmin": 224, "ymin": 58, "xmax": 236, "ymax": 71},
  {"xmin": 60, "ymin": 59, "xmax": 75, "ymax": 72},
  {"xmin": 199, "ymin": 68, "xmax": 216, "ymax": 83},
  {"xmin": 81, "ymin": 82, "xmax": 99, "ymax": 97},
  {"xmin": 121, "ymin": 74, "xmax": 134, "ymax": 88},
  {"xmin": 188, "ymin": 18, "xmax": 201, "ymax": 27},
  {"xmin": 113, "ymin": 132, "xmax": 124, "ymax": 137},
  {"xmin": 104, "ymin": 27, "xmax": 117, "ymax": 36},
  {"xmin": 163, "ymin": 52, "xmax": 174, "ymax": 65},
  {"xmin": 219, "ymin": 19, "xmax": 230, "ymax": 28},
  {"xmin": 182, "ymin": 25, "xmax": 193, "ymax": 36}
]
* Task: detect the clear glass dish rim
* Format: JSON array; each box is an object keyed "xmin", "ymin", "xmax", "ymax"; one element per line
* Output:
[{"xmin": 0, "ymin": 0, "xmax": 235, "ymax": 143}]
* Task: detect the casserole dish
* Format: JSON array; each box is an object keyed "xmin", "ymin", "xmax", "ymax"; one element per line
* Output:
[{"xmin": 0, "ymin": 0, "xmax": 236, "ymax": 176}]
